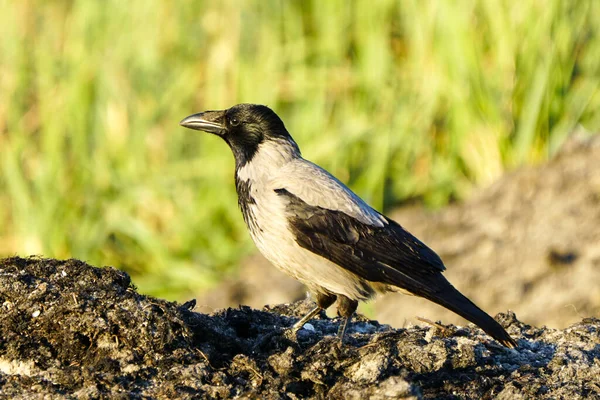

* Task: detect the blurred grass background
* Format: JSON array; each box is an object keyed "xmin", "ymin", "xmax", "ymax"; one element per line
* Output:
[{"xmin": 0, "ymin": 0, "xmax": 599, "ymax": 299}]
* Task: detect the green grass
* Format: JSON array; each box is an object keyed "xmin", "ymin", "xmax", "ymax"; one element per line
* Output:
[{"xmin": 1, "ymin": 0, "xmax": 599, "ymax": 299}]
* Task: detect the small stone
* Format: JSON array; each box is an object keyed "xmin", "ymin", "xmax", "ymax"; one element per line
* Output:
[{"xmin": 302, "ymin": 323, "xmax": 315, "ymax": 332}]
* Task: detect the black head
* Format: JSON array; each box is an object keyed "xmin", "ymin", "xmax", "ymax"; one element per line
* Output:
[{"xmin": 180, "ymin": 104, "xmax": 296, "ymax": 167}]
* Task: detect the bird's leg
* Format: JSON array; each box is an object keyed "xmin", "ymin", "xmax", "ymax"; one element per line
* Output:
[
  {"xmin": 336, "ymin": 295, "xmax": 359, "ymax": 342},
  {"xmin": 292, "ymin": 292, "xmax": 336, "ymax": 332},
  {"xmin": 291, "ymin": 307, "xmax": 321, "ymax": 332}
]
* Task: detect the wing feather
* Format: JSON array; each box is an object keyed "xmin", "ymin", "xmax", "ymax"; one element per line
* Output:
[
  {"xmin": 272, "ymin": 159, "xmax": 386, "ymax": 227},
  {"xmin": 275, "ymin": 188, "xmax": 447, "ymax": 296}
]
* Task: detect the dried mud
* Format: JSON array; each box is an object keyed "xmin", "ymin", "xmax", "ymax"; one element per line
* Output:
[{"xmin": 1, "ymin": 257, "xmax": 599, "ymax": 399}]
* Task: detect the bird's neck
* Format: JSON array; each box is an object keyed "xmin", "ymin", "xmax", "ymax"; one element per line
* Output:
[{"xmin": 235, "ymin": 138, "xmax": 300, "ymax": 183}]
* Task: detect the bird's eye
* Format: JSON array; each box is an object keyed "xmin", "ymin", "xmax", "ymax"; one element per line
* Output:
[{"xmin": 230, "ymin": 117, "xmax": 240, "ymax": 126}]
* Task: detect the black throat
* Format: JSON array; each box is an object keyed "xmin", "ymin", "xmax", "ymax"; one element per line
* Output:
[{"xmin": 227, "ymin": 138, "xmax": 260, "ymax": 169}]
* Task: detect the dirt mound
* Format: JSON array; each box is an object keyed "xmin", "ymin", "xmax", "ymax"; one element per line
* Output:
[
  {"xmin": 1, "ymin": 257, "xmax": 599, "ymax": 398},
  {"xmin": 200, "ymin": 134, "xmax": 600, "ymax": 330}
]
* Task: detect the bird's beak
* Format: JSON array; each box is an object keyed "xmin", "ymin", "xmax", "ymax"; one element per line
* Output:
[{"xmin": 179, "ymin": 110, "xmax": 226, "ymax": 135}]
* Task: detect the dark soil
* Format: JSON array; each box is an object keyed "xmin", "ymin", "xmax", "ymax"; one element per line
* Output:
[{"xmin": 1, "ymin": 257, "xmax": 600, "ymax": 399}]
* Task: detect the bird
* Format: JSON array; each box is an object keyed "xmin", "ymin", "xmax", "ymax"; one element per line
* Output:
[{"xmin": 180, "ymin": 103, "xmax": 517, "ymax": 348}]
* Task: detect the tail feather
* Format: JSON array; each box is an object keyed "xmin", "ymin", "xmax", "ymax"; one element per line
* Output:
[{"xmin": 423, "ymin": 285, "xmax": 517, "ymax": 348}]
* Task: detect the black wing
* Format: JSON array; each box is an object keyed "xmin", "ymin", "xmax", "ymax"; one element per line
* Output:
[{"xmin": 275, "ymin": 188, "xmax": 447, "ymax": 296}]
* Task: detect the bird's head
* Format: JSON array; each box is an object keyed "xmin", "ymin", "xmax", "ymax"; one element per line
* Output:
[{"xmin": 180, "ymin": 103, "xmax": 299, "ymax": 167}]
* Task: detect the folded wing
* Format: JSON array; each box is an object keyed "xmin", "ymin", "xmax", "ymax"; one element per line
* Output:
[{"xmin": 274, "ymin": 187, "xmax": 447, "ymax": 297}]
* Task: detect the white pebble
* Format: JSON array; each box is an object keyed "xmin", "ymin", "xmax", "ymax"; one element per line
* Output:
[{"xmin": 302, "ymin": 323, "xmax": 315, "ymax": 332}]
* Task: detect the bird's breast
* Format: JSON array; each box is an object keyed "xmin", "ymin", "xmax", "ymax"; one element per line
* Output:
[
  {"xmin": 235, "ymin": 177, "xmax": 290, "ymax": 245},
  {"xmin": 234, "ymin": 176, "xmax": 376, "ymax": 301}
]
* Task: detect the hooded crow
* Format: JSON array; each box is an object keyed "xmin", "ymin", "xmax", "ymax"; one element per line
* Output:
[{"xmin": 180, "ymin": 103, "xmax": 517, "ymax": 348}]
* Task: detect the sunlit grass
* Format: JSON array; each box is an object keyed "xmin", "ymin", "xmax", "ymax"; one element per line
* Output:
[{"xmin": 1, "ymin": 0, "xmax": 599, "ymax": 299}]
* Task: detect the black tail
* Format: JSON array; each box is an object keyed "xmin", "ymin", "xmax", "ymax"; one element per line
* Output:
[{"xmin": 423, "ymin": 284, "xmax": 517, "ymax": 348}]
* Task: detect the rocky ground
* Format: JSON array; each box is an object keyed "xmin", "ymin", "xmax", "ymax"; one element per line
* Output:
[
  {"xmin": 1, "ymin": 256, "xmax": 600, "ymax": 399},
  {"xmin": 200, "ymin": 133, "xmax": 600, "ymax": 330}
]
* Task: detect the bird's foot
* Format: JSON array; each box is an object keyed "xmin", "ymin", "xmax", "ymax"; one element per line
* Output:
[{"xmin": 283, "ymin": 327, "xmax": 300, "ymax": 342}]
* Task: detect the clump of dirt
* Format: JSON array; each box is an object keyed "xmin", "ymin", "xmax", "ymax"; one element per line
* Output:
[
  {"xmin": 200, "ymin": 134, "xmax": 600, "ymax": 330},
  {"xmin": 1, "ymin": 257, "xmax": 600, "ymax": 398}
]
